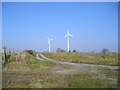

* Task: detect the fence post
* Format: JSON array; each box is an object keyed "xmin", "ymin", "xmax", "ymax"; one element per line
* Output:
[{"xmin": 2, "ymin": 46, "xmax": 7, "ymax": 62}]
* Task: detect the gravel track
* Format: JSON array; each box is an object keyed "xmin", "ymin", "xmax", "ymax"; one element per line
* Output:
[{"xmin": 39, "ymin": 53, "xmax": 119, "ymax": 69}]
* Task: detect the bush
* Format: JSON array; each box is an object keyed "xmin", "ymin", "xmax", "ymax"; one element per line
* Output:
[
  {"xmin": 73, "ymin": 50, "xmax": 77, "ymax": 52},
  {"xmin": 56, "ymin": 48, "xmax": 66, "ymax": 52},
  {"xmin": 102, "ymin": 49, "xmax": 109, "ymax": 53},
  {"xmin": 24, "ymin": 50, "xmax": 35, "ymax": 55}
]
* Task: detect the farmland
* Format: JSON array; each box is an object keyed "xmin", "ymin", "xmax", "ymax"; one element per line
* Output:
[{"xmin": 2, "ymin": 52, "xmax": 119, "ymax": 88}]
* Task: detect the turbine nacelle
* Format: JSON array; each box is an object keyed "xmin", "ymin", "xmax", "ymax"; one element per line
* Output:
[
  {"xmin": 47, "ymin": 37, "xmax": 53, "ymax": 44},
  {"xmin": 47, "ymin": 37, "xmax": 53, "ymax": 41},
  {"xmin": 65, "ymin": 34, "xmax": 73, "ymax": 37},
  {"xmin": 65, "ymin": 29, "xmax": 73, "ymax": 37}
]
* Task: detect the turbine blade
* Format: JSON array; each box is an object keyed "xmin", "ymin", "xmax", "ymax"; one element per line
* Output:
[
  {"xmin": 47, "ymin": 37, "xmax": 50, "ymax": 40},
  {"xmin": 68, "ymin": 34, "xmax": 73, "ymax": 37},
  {"xmin": 65, "ymin": 35, "xmax": 68, "ymax": 37},
  {"xmin": 67, "ymin": 29, "xmax": 69, "ymax": 34}
]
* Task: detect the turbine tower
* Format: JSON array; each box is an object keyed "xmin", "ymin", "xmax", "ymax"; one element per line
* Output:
[
  {"xmin": 65, "ymin": 29, "xmax": 73, "ymax": 52},
  {"xmin": 47, "ymin": 37, "xmax": 53, "ymax": 52}
]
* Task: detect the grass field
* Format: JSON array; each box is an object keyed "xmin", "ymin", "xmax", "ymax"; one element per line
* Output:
[
  {"xmin": 3, "ymin": 52, "xmax": 55, "ymax": 71},
  {"xmin": 2, "ymin": 52, "xmax": 119, "ymax": 88},
  {"xmin": 42, "ymin": 52, "xmax": 119, "ymax": 66}
]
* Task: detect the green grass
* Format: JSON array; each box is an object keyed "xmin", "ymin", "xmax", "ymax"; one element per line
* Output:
[
  {"xmin": 42, "ymin": 52, "xmax": 118, "ymax": 66},
  {"xmin": 98, "ymin": 67, "xmax": 119, "ymax": 79},
  {"xmin": 3, "ymin": 52, "xmax": 56, "ymax": 71},
  {"xmin": 27, "ymin": 54, "xmax": 56, "ymax": 70},
  {"xmin": 3, "ymin": 67, "xmax": 118, "ymax": 88},
  {"xmin": 67, "ymin": 74, "xmax": 117, "ymax": 88},
  {"xmin": 28, "ymin": 77, "xmax": 68, "ymax": 88},
  {"xmin": 66, "ymin": 67, "xmax": 118, "ymax": 88},
  {"xmin": 3, "ymin": 81, "xmax": 33, "ymax": 88}
]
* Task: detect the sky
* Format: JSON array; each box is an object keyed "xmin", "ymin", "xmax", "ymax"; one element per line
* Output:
[
  {"xmin": 0, "ymin": 2, "xmax": 2, "ymax": 52},
  {"xmin": 1, "ymin": 0, "xmax": 120, "ymax": 2},
  {"xmin": 2, "ymin": 2, "xmax": 118, "ymax": 52}
]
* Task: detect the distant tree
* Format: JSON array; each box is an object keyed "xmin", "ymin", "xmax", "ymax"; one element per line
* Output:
[
  {"xmin": 24, "ymin": 50, "xmax": 35, "ymax": 55},
  {"xmin": 102, "ymin": 49, "xmax": 109, "ymax": 53},
  {"xmin": 91, "ymin": 50, "xmax": 95, "ymax": 53},
  {"xmin": 56, "ymin": 48, "xmax": 66, "ymax": 52},
  {"xmin": 73, "ymin": 50, "xmax": 77, "ymax": 52}
]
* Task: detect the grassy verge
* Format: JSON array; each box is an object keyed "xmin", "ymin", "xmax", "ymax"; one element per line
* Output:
[
  {"xmin": 67, "ymin": 74, "xmax": 117, "ymax": 88},
  {"xmin": 66, "ymin": 67, "xmax": 118, "ymax": 88},
  {"xmin": 42, "ymin": 52, "xmax": 118, "ymax": 66},
  {"xmin": 27, "ymin": 54, "xmax": 56, "ymax": 70},
  {"xmin": 3, "ymin": 52, "xmax": 55, "ymax": 71}
]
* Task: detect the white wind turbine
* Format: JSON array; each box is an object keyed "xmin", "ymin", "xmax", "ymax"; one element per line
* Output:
[
  {"xmin": 47, "ymin": 37, "xmax": 53, "ymax": 52},
  {"xmin": 65, "ymin": 29, "xmax": 73, "ymax": 52}
]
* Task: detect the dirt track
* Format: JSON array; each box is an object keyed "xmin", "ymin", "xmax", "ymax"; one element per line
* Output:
[
  {"xmin": 2, "ymin": 54, "xmax": 118, "ymax": 88},
  {"xmin": 39, "ymin": 53, "xmax": 119, "ymax": 69}
]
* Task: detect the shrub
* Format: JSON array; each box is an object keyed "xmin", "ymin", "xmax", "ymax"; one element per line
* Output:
[
  {"xmin": 24, "ymin": 50, "xmax": 35, "ymax": 55},
  {"xmin": 56, "ymin": 48, "xmax": 66, "ymax": 52},
  {"xmin": 73, "ymin": 50, "xmax": 77, "ymax": 52},
  {"xmin": 102, "ymin": 49, "xmax": 109, "ymax": 53}
]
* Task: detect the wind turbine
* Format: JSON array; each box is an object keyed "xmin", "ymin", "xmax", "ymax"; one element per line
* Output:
[
  {"xmin": 47, "ymin": 37, "xmax": 53, "ymax": 52},
  {"xmin": 65, "ymin": 29, "xmax": 73, "ymax": 52}
]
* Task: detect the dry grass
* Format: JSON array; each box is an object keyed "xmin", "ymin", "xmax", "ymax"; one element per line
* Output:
[
  {"xmin": 42, "ymin": 52, "xmax": 118, "ymax": 66},
  {"xmin": 3, "ymin": 52, "xmax": 55, "ymax": 72}
]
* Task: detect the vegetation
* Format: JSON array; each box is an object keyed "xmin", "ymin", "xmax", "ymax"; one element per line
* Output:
[
  {"xmin": 73, "ymin": 50, "xmax": 77, "ymax": 52},
  {"xmin": 56, "ymin": 48, "xmax": 66, "ymax": 52},
  {"xmin": 2, "ymin": 51, "xmax": 118, "ymax": 88},
  {"xmin": 67, "ymin": 72, "xmax": 117, "ymax": 88},
  {"xmin": 42, "ymin": 52, "xmax": 118, "ymax": 66},
  {"xmin": 27, "ymin": 54, "xmax": 55, "ymax": 70},
  {"xmin": 102, "ymin": 48, "xmax": 109, "ymax": 53},
  {"xmin": 3, "ymin": 52, "xmax": 55, "ymax": 71},
  {"xmin": 24, "ymin": 50, "xmax": 36, "ymax": 55}
]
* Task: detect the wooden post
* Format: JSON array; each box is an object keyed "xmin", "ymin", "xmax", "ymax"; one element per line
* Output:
[
  {"xmin": 9, "ymin": 48, "xmax": 11, "ymax": 54},
  {"xmin": 2, "ymin": 46, "xmax": 7, "ymax": 62}
]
